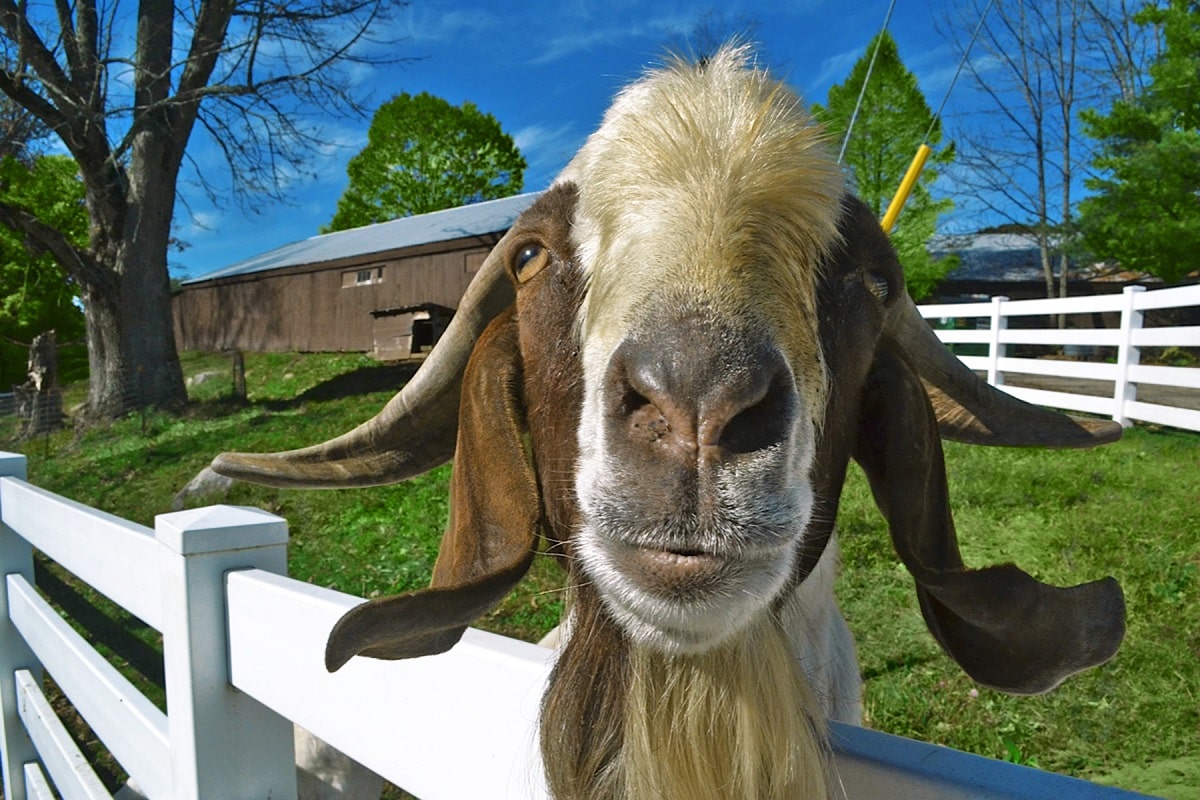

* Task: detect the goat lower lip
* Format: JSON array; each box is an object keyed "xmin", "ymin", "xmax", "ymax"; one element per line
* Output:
[{"xmin": 622, "ymin": 546, "xmax": 726, "ymax": 593}]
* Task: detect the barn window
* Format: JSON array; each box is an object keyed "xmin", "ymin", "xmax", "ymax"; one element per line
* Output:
[{"xmin": 342, "ymin": 267, "xmax": 384, "ymax": 288}]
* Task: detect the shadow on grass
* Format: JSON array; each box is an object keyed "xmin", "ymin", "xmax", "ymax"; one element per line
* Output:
[
  {"xmin": 263, "ymin": 361, "xmax": 420, "ymax": 410},
  {"xmin": 860, "ymin": 653, "xmax": 939, "ymax": 681}
]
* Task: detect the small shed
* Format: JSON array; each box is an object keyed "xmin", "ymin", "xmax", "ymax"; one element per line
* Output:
[
  {"xmin": 370, "ymin": 303, "xmax": 456, "ymax": 361},
  {"xmin": 173, "ymin": 193, "xmax": 540, "ymax": 355}
]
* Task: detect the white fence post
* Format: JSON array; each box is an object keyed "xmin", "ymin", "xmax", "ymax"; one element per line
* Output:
[
  {"xmin": 987, "ymin": 295, "xmax": 1009, "ymax": 386},
  {"xmin": 0, "ymin": 453, "xmax": 37, "ymax": 800},
  {"xmin": 1113, "ymin": 285, "xmax": 1146, "ymax": 427},
  {"xmin": 155, "ymin": 505, "xmax": 298, "ymax": 800}
]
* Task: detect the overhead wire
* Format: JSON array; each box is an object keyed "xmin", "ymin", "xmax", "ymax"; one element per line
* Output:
[
  {"xmin": 926, "ymin": 0, "xmax": 995, "ymax": 142},
  {"xmin": 879, "ymin": 0, "xmax": 996, "ymax": 232},
  {"xmin": 837, "ymin": 0, "xmax": 899, "ymax": 166}
]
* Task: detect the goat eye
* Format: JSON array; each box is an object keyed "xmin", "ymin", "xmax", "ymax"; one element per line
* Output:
[
  {"xmin": 513, "ymin": 243, "xmax": 550, "ymax": 282},
  {"xmin": 865, "ymin": 271, "xmax": 890, "ymax": 302}
]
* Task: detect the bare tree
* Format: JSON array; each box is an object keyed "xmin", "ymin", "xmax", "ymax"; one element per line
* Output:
[
  {"xmin": 942, "ymin": 0, "xmax": 1153, "ymax": 301},
  {"xmin": 1081, "ymin": 0, "xmax": 1155, "ymax": 105},
  {"xmin": 0, "ymin": 0, "xmax": 404, "ymax": 418},
  {"xmin": 0, "ymin": 88, "xmax": 48, "ymax": 162}
]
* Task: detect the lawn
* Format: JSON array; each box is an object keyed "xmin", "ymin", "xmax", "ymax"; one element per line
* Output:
[{"xmin": 4, "ymin": 351, "xmax": 1198, "ymax": 798}]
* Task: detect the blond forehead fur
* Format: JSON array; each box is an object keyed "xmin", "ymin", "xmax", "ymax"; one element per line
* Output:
[{"xmin": 559, "ymin": 44, "xmax": 844, "ymax": 416}]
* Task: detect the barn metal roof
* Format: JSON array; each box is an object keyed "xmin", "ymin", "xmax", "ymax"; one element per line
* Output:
[
  {"xmin": 929, "ymin": 232, "xmax": 1091, "ymax": 283},
  {"xmin": 184, "ymin": 192, "xmax": 541, "ymax": 285}
]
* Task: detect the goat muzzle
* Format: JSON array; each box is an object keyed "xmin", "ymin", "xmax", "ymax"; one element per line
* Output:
[{"xmin": 603, "ymin": 322, "xmax": 799, "ymax": 472}]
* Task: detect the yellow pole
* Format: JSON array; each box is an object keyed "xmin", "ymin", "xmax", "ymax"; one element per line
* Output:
[{"xmin": 880, "ymin": 143, "xmax": 931, "ymax": 233}]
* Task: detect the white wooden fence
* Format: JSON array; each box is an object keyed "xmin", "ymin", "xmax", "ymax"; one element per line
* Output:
[
  {"xmin": 0, "ymin": 451, "xmax": 1150, "ymax": 798},
  {"xmin": 922, "ymin": 283, "xmax": 1200, "ymax": 433}
]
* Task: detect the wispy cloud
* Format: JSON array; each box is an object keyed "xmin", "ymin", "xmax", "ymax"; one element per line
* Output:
[
  {"xmin": 524, "ymin": 8, "xmax": 711, "ymax": 66},
  {"xmin": 513, "ymin": 122, "xmax": 586, "ymax": 187},
  {"xmin": 808, "ymin": 46, "xmax": 862, "ymax": 98},
  {"xmin": 393, "ymin": 6, "xmax": 501, "ymax": 44},
  {"xmin": 176, "ymin": 210, "xmax": 222, "ymax": 241}
]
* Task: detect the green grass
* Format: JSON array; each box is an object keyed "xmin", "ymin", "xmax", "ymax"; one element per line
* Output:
[
  {"xmin": 837, "ymin": 427, "xmax": 1200, "ymax": 795},
  {"xmin": 4, "ymin": 352, "xmax": 1197, "ymax": 798}
]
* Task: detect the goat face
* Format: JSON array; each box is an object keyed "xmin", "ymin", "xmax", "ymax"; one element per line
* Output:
[{"xmin": 562, "ymin": 53, "xmax": 843, "ymax": 654}]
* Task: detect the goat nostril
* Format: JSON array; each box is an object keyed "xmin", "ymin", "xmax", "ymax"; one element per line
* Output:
[
  {"xmin": 623, "ymin": 388, "xmax": 672, "ymax": 442},
  {"xmin": 620, "ymin": 386, "xmax": 649, "ymax": 418},
  {"xmin": 716, "ymin": 375, "xmax": 795, "ymax": 455}
]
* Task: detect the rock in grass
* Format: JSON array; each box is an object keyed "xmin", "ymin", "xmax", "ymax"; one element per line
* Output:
[{"xmin": 171, "ymin": 466, "xmax": 235, "ymax": 511}]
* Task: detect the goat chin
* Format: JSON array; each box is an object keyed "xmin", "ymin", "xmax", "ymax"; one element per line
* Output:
[{"xmin": 541, "ymin": 582, "xmax": 831, "ymax": 800}]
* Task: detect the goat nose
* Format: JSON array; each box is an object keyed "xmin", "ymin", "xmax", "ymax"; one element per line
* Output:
[{"xmin": 608, "ymin": 335, "xmax": 797, "ymax": 463}]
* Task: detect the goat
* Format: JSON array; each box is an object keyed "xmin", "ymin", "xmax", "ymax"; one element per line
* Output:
[{"xmin": 213, "ymin": 46, "xmax": 1126, "ymax": 800}]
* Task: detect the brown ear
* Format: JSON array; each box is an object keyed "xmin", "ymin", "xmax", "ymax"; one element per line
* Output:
[
  {"xmin": 885, "ymin": 292, "xmax": 1123, "ymax": 448},
  {"xmin": 852, "ymin": 343, "xmax": 1125, "ymax": 694},
  {"xmin": 830, "ymin": 193, "xmax": 1121, "ymax": 449},
  {"xmin": 325, "ymin": 310, "xmax": 539, "ymax": 671}
]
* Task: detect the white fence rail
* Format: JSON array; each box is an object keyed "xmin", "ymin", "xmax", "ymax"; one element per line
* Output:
[
  {"xmin": 0, "ymin": 452, "xmax": 1149, "ymax": 798},
  {"xmin": 922, "ymin": 283, "xmax": 1200, "ymax": 432}
]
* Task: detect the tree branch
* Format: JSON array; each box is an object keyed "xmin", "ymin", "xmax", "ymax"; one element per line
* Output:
[
  {"xmin": 0, "ymin": 0, "xmax": 81, "ymax": 112},
  {"xmin": 0, "ymin": 196, "xmax": 113, "ymax": 293}
]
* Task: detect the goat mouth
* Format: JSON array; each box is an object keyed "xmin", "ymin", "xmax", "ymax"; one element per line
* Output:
[{"xmin": 618, "ymin": 546, "xmax": 728, "ymax": 595}]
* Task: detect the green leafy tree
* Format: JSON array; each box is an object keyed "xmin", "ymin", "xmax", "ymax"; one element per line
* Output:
[
  {"xmin": 325, "ymin": 92, "xmax": 526, "ymax": 232},
  {"xmin": 0, "ymin": 155, "xmax": 86, "ymax": 387},
  {"xmin": 813, "ymin": 32, "xmax": 956, "ymax": 300},
  {"xmin": 1079, "ymin": 0, "xmax": 1200, "ymax": 283}
]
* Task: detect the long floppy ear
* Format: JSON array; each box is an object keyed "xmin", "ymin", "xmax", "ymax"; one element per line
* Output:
[
  {"xmin": 852, "ymin": 342, "xmax": 1125, "ymax": 694},
  {"xmin": 886, "ymin": 293, "xmax": 1122, "ymax": 448},
  {"xmin": 830, "ymin": 195, "xmax": 1122, "ymax": 449},
  {"xmin": 325, "ymin": 310, "xmax": 539, "ymax": 671}
]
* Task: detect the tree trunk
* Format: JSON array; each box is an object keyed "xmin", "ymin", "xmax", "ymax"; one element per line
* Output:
[
  {"xmin": 83, "ymin": 185, "xmax": 187, "ymax": 418},
  {"xmin": 82, "ymin": 266, "xmax": 186, "ymax": 418},
  {"xmin": 77, "ymin": 58, "xmax": 189, "ymax": 420},
  {"xmin": 1057, "ymin": 251, "xmax": 1071, "ymax": 329},
  {"xmin": 24, "ymin": 330, "xmax": 63, "ymax": 434},
  {"xmin": 83, "ymin": 283, "xmax": 132, "ymax": 418}
]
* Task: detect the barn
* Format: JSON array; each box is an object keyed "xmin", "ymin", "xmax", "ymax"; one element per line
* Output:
[
  {"xmin": 172, "ymin": 192, "xmax": 540, "ymax": 359},
  {"xmin": 175, "ymin": 192, "xmax": 1186, "ymax": 361}
]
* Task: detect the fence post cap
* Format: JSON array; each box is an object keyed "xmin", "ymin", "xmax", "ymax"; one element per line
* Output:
[
  {"xmin": 0, "ymin": 452, "xmax": 27, "ymax": 479},
  {"xmin": 155, "ymin": 504, "xmax": 288, "ymax": 555}
]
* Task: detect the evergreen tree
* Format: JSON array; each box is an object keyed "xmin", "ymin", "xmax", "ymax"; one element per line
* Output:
[
  {"xmin": 813, "ymin": 32, "xmax": 956, "ymax": 300},
  {"xmin": 1078, "ymin": 0, "xmax": 1200, "ymax": 283},
  {"xmin": 325, "ymin": 93, "xmax": 526, "ymax": 232}
]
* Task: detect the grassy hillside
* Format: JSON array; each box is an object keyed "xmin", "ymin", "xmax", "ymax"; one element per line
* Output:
[{"xmin": 4, "ymin": 351, "xmax": 1197, "ymax": 798}]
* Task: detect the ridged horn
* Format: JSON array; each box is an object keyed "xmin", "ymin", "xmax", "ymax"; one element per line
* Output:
[
  {"xmin": 210, "ymin": 228, "xmax": 519, "ymax": 488},
  {"xmin": 887, "ymin": 293, "xmax": 1122, "ymax": 448}
]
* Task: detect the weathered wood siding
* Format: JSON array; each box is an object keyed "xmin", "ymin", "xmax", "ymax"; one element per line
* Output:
[{"xmin": 173, "ymin": 236, "xmax": 497, "ymax": 353}]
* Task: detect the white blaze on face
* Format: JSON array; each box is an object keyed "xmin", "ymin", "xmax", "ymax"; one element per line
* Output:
[{"xmin": 556, "ymin": 46, "xmax": 846, "ymax": 654}]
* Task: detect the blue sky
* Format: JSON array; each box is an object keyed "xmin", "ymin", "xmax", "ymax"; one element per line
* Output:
[{"xmin": 172, "ymin": 1, "xmax": 979, "ymax": 280}]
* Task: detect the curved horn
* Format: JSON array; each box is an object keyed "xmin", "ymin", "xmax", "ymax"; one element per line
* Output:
[
  {"xmin": 886, "ymin": 293, "xmax": 1122, "ymax": 448},
  {"xmin": 210, "ymin": 227, "xmax": 519, "ymax": 488}
]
